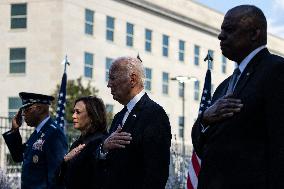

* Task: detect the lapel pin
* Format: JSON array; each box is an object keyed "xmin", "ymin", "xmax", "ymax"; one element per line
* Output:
[
  {"xmin": 246, "ymin": 72, "xmax": 250, "ymax": 76},
  {"xmin": 33, "ymin": 155, "xmax": 39, "ymax": 164},
  {"xmin": 133, "ymin": 114, "xmax": 137, "ymax": 118}
]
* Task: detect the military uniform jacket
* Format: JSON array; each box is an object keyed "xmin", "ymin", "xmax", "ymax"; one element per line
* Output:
[
  {"xmin": 192, "ymin": 48, "xmax": 284, "ymax": 189},
  {"xmin": 102, "ymin": 93, "xmax": 172, "ymax": 189},
  {"xmin": 3, "ymin": 118, "xmax": 67, "ymax": 189}
]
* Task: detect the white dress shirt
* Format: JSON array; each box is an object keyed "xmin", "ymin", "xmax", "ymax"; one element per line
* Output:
[{"xmin": 122, "ymin": 90, "xmax": 145, "ymax": 126}]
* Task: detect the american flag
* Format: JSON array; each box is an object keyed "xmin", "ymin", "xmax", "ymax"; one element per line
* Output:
[
  {"xmin": 187, "ymin": 68, "xmax": 212, "ymax": 189},
  {"xmin": 55, "ymin": 57, "xmax": 69, "ymax": 129}
]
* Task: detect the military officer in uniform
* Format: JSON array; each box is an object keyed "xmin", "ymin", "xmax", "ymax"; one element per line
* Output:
[{"xmin": 3, "ymin": 92, "xmax": 68, "ymax": 189}]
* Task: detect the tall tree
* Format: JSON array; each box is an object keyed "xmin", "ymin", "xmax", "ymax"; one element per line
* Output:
[{"xmin": 51, "ymin": 77, "xmax": 98, "ymax": 123}]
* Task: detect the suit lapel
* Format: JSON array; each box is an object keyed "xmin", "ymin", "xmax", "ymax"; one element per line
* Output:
[
  {"xmin": 209, "ymin": 49, "xmax": 270, "ymax": 139},
  {"xmin": 122, "ymin": 94, "xmax": 148, "ymax": 132},
  {"xmin": 234, "ymin": 48, "xmax": 270, "ymax": 96}
]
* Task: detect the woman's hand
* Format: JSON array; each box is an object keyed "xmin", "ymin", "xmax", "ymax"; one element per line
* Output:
[{"xmin": 64, "ymin": 144, "xmax": 85, "ymax": 162}]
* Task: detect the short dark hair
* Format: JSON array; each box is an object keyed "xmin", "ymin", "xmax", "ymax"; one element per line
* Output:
[
  {"xmin": 230, "ymin": 5, "xmax": 267, "ymax": 45},
  {"xmin": 74, "ymin": 96, "xmax": 107, "ymax": 134}
]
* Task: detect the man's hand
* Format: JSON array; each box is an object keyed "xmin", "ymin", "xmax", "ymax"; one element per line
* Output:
[
  {"xmin": 11, "ymin": 110, "xmax": 23, "ymax": 131},
  {"xmin": 202, "ymin": 94, "xmax": 243, "ymax": 125},
  {"xmin": 64, "ymin": 144, "xmax": 85, "ymax": 162},
  {"xmin": 102, "ymin": 126, "xmax": 132, "ymax": 153}
]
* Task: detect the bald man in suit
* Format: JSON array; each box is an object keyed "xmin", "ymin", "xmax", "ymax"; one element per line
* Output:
[{"xmin": 192, "ymin": 5, "xmax": 284, "ymax": 189}]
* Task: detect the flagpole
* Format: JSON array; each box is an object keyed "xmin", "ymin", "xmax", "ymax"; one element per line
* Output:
[
  {"xmin": 187, "ymin": 53, "xmax": 213, "ymax": 189},
  {"xmin": 55, "ymin": 55, "xmax": 70, "ymax": 130},
  {"xmin": 64, "ymin": 55, "xmax": 70, "ymax": 73},
  {"xmin": 204, "ymin": 50, "xmax": 213, "ymax": 70}
]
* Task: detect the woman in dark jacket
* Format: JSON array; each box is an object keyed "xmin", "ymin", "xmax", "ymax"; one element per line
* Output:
[{"xmin": 58, "ymin": 96, "xmax": 107, "ymax": 189}]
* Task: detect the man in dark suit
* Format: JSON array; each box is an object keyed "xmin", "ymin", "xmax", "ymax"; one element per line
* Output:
[
  {"xmin": 3, "ymin": 92, "xmax": 67, "ymax": 189},
  {"xmin": 192, "ymin": 5, "xmax": 284, "ymax": 189},
  {"xmin": 99, "ymin": 57, "xmax": 172, "ymax": 189}
]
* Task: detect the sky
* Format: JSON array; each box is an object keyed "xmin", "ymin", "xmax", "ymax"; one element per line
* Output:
[{"xmin": 195, "ymin": 0, "xmax": 284, "ymax": 38}]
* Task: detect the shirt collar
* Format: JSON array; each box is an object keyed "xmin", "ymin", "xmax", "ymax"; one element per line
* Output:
[
  {"xmin": 238, "ymin": 45, "xmax": 266, "ymax": 73},
  {"xmin": 36, "ymin": 116, "xmax": 50, "ymax": 133},
  {"xmin": 126, "ymin": 90, "xmax": 145, "ymax": 113}
]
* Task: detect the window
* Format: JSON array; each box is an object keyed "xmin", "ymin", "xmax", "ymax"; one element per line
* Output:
[
  {"xmin": 145, "ymin": 29, "xmax": 152, "ymax": 52},
  {"xmin": 162, "ymin": 35, "xmax": 169, "ymax": 57},
  {"xmin": 179, "ymin": 40, "xmax": 185, "ymax": 62},
  {"xmin": 11, "ymin": 3, "xmax": 27, "ymax": 29},
  {"xmin": 222, "ymin": 55, "xmax": 227, "ymax": 73},
  {"xmin": 194, "ymin": 45, "xmax": 200, "ymax": 66},
  {"xmin": 10, "ymin": 48, "xmax": 26, "ymax": 73},
  {"xmin": 84, "ymin": 52, "xmax": 93, "ymax": 78},
  {"xmin": 144, "ymin": 68, "xmax": 152, "ymax": 91},
  {"xmin": 178, "ymin": 82, "xmax": 184, "ymax": 98},
  {"xmin": 8, "ymin": 97, "xmax": 21, "ymax": 119},
  {"xmin": 208, "ymin": 50, "xmax": 214, "ymax": 69},
  {"xmin": 194, "ymin": 80, "xmax": 200, "ymax": 101},
  {"xmin": 126, "ymin": 22, "xmax": 134, "ymax": 47},
  {"xmin": 162, "ymin": 72, "xmax": 169, "ymax": 95},
  {"xmin": 105, "ymin": 57, "xmax": 113, "ymax": 82},
  {"xmin": 106, "ymin": 16, "xmax": 115, "ymax": 41},
  {"xmin": 178, "ymin": 116, "xmax": 184, "ymax": 138},
  {"xmin": 85, "ymin": 9, "xmax": 94, "ymax": 35}
]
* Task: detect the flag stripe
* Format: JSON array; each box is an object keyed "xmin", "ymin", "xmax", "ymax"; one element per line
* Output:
[
  {"xmin": 187, "ymin": 176, "xmax": 194, "ymax": 189},
  {"xmin": 187, "ymin": 158, "xmax": 198, "ymax": 189},
  {"xmin": 187, "ymin": 68, "xmax": 212, "ymax": 189},
  {"xmin": 191, "ymin": 152, "xmax": 201, "ymax": 176}
]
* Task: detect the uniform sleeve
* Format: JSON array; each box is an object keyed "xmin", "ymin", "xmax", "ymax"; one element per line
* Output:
[
  {"xmin": 2, "ymin": 129, "xmax": 24, "ymax": 162},
  {"xmin": 142, "ymin": 107, "xmax": 172, "ymax": 189},
  {"xmin": 45, "ymin": 129, "xmax": 67, "ymax": 189}
]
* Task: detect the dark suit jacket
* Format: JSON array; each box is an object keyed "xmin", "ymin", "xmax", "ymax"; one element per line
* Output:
[
  {"xmin": 2, "ymin": 118, "xmax": 67, "ymax": 189},
  {"xmin": 192, "ymin": 48, "xmax": 284, "ymax": 189},
  {"xmin": 58, "ymin": 132, "xmax": 106, "ymax": 189},
  {"xmin": 102, "ymin": 93, "xmax": 172, "ymax": 189}
]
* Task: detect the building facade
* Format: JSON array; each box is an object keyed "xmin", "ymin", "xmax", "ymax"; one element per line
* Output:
[{"xmin": 1, "ymin": 0, "xmax": 284, "ymax": 156}]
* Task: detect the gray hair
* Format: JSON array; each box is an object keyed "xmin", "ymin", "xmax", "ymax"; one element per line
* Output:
[{"xmin": 112, "ymin": 56, "xmax": 145, "ymax": 87}]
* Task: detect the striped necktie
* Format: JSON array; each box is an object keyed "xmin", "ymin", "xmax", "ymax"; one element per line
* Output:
[{"xmin": 226, "ymin": 67, "xmax": 241, "ymax": 94}]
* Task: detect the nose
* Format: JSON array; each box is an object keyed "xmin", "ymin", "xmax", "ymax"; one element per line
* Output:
[
  {"xmin": 107, "ymin": 80, "xmax": 111, "ymax": 88},
  {"xmin": 218, "ymin": 30, "xmax": 225, "ymax": 41},
  {"xmin": 21, "ymin": 110, "xmax": 26, "ymax": 116},
  {"xmin": 72, "ymin": 112, "xmax": 76, "ymax": 119}
]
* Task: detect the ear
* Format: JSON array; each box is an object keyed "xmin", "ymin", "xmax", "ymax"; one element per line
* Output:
[
  {"xmin": 251, "ymin": 28, "xmax": 261, "ymax": 41},
  {"xmin": 36, "ymin": 105, "xmax": 44, "ymax": 114},
  {"xmin": 130, "ymin": 73, "xmax": 137, "ymax": 88}
]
